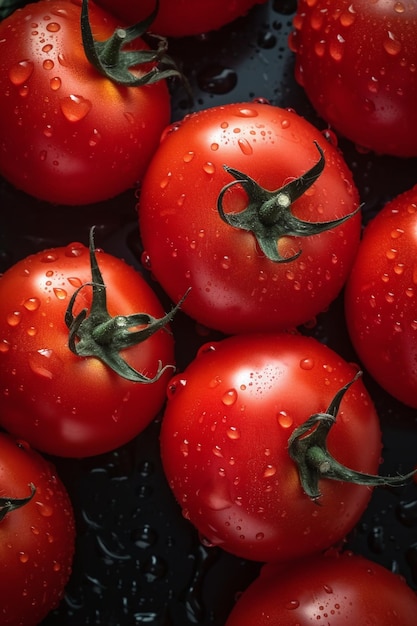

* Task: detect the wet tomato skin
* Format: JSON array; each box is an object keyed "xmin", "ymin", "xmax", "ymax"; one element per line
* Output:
[
  {"xmin": 160, "ymin": 332, "xmax": 381, "ymax": 563},
  {"xmin": 0, "ymin": 241, "xmax": 175, "ymax": 458},
  {"xmin": 225, "ymin": 550, "xmax": 417, "ymax": 625},
  {"xmin": 345, "ymin": 184, "xmax": 417, "ymax": 409},
  {"xmin": 0, "ymin": 432, "xmax": 75, "ymax": 626},
  {"xmin": 138, "ymin": 101, "xmax": 361, "ymax": 335},
  {"xmin": 289, "ymin": 0, "xmax": 417, "ymax": 157},
  {"xmin": 0, "ymin": 0, "xmax": 171, "ymax": 205}
]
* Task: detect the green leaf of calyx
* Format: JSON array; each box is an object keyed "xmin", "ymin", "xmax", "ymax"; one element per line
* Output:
[
  {"xmin": 217, "ymin": 141, "xmax": 360, "ymax": 263},
  {"xmin": 65, "ymin": 227, "xmax": 189, "ymax": 383},
  {"xmin": 80, "ymin": 0, "xmax": 182, "ymax": 86},
  {"xmin": 288, "ymin": 371, "xmax": 417, "ymax": 502}
]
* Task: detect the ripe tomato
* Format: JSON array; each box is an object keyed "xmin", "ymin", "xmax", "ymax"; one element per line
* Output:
[
  {"xmin": 0, "ymin": 231, "xmax": 178, "ymax": 457},
  {"xmin": 160, "ymin": 332, "xmax": 385, "ymax": 563},
  {"xmin": 0, "ymin": 432, "xmax": 75, "ymax": 626},
  {"xmin": 289, "ymin": 0, "xmax": 417, "ymax": 157},
  {"xmin": 94, "ymin": 0, "xmax": 267, "ymax": 38},
  {"xmin": 225, "ymin": 550, "xmax": 417, "ymax": 625},
  {"xmin": 0, "ymin": 0, "xmax": 173, "ymax": 205},
  {"xmin": 138, "ymin": 101, "xmax": 361, "ymax": 335},
  {"xmin": 345, "ymin": 184, "xmax": 417, "ymax": 409}
]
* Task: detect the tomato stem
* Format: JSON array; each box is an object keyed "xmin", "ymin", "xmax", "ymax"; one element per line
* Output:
[
  {"xmin": 217, "ymin": 141, "xmax": 360, "ymax": 263},
  {"xmin": 80, "ymin": 0, "xmax": 182, "ymax": 87},
  {"xmin": 65, "ymin": 227, "xmax": 189, "ymax": 383},
  {"xmin": 288, "ymin": 371, "xmax": 416, "ymax": 501},
  {"xmin": 0, "ymin": 483, "xmax": 35, "ymax": 522}
]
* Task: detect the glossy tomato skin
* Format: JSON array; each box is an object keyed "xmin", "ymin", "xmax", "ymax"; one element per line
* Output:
[
  {"xmin": 160, "ymin": 332, "xmax": 381, "ymax": 563},
  {"xmin": 225, "ymin": 550, "xmax": 417, "ymax": 625},
  {"xmin": 94, "ymin": 0, "xmax": 267, "ymax": 37},
  {"xmin": 345, "ymin": 185, "xmax": 417, "ymax": 408},
  {"xmin": 0, "ymin": 0, "xmax": 171, "ymax": 205},
  {"xmin": 0, "ymin": 241, "xmax": 175, "ymax": 457},
  {"xmin": 138, "ymin": 101, "xmax": 361, "ymax": 335},
  {"xmin": 0, "ymin": 433, "xmax": 75, "ymax": 626},
  {"xmin": 289, "ymin": 0, "xmax": 417, "ymax": 157}
]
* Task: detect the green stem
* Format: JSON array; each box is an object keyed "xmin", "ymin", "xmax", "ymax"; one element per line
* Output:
[
  {"xmin": 288, "ymin": 371, "xmax": 416, "ymax": 501},
  {"xmin": 0, "ymin": 484, "xmax": 35, "ymax": 522}
]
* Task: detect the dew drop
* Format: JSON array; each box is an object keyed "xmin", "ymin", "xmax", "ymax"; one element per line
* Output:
[
  {"xmin": 197, "ymin": 64, "xmax": 237, "ymax": 94},
  {"xmin": 300, "ymin": 357, "xmax": 315, "ymax": 370},
  {"xmin": 23, "ymin": 297, "xmax": 41, "ymax": 311},
  {"xmin": 183, "ymin": 151, "xmax": 195, "ymax": 163},
  {"xmin": 277, "ymin": 411, "xmax": 293, "ymax": 428},
  {"xmin": 40, "ymin": 252, "xmax": 59, "ymax": 263},
  {"xmin": 36, "ymin": 501, "xmax": 54, "ymax": 517},
  {"xmin": 9, "ymin": 60, "xmax": 34, "ymax": 86},
  {"xmin": 64, "ymin": 242, "xmax": 84, "ymax": 258},
  {"xmin": 42, "ymin": 58, "xmax": 54, "ymax": 70},
  {"xmin": 0, "ymin": 339, "xmax": 11, "ymax": 353},
  {"xmin": 394, "ymin": 1, "xmax": 405, "ymax": 12},
  {"xmin": 263, "ymin": 465, "xmax": 277, "ymax": 478},
  {"xmin": 7, "ymin": 311, "xmax": 22, "ymax": 327},
  {"xmin": 60, "ymin": 94, "xmax": 92, "ymax": 122},
  {"xmin": 237, "ymin": 137, "xmax": 253, "ymax": 155},
  {"xmin": 18, "ymin": 552, "xmax": 29, "ymax": 564},
  {"xmin": 226, "ymin": 426, "xmax": 240, "ymax": 440},
  {"xmin": 236, "ymin": 107, "xmax": 259, "ymax": 118},
  {"xmin": 222, "ymin": 388, "xmax": 238, "ymax": 406},
  {"xmin": 383, "ymin": 31, "xmax": 402, "ymax": 56},
  {"xmin": 202, "ymin": 162, "xmax": 215, "ymax": 175},
  {"xmin": 53, "ymin": 287, "xmax": 67, "ymax": 300},
  {"xmin": 285, "ymin": 600, "xmax": 300, "ymax": 610},
  {"xmin": 50, "ymin": 76, "xmax": 61, "ymax": 90},
  {"xmin": 28, "ymin": 348, "xmax": 55, "ymax": 379},
  {"xmin": 46, "ymin": 22, "xmax": 61, "ymax": 32}
]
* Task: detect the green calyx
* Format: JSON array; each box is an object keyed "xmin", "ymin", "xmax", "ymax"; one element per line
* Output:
[
  {"xmin": 288, "ymin": 371, "xmax": 416, "ymax": 502},
  {"xmin": 217, "ymin": 141, "xmax": 360, "ymax": 263},
  {"xmin": 0, "ymin": 483, "xmax": 35, "ymax": 522},
  {"xmin": 65, "ymin": 227, "xmax": 188, "ymax": 383},
  {"xmin": 81, "ymin": 0, "xmax": 181, "ymax": 86}
]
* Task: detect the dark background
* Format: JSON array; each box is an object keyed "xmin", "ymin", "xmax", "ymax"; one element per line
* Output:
[{"xmin": 1, "ymin": 1, "xmax": 417, "ymax": 624}]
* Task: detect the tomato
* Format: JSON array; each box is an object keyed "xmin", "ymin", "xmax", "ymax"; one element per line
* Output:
[
  {"xmin": 94, "ymin": 0, "xmax": 268, "ymax": 38},
  {"xmin": 160, "ymin": 332, "xmax": 388, "ymax": 563},
  {"xmin": 0, "ymin": 0, "xmax": 174, "ymax": 205},
  {"xmin": 289, "ymin": 0, "xmax": 417, "ymax": 157},
  {"xmin": 138, "ymin": 101, "xmax": 361, "ymax": 335},
  {"xmin": 0, "ymin": 230, "xmax": 179, "ymax": 457},
  {"xmin": 0, "ymin": 432, "xmax": 75, "ymax": 626},
  {"xmin": 345, "ymin": 184, "xmax": 417, "ymax": 409},
  {"xmin": 225, "ymin": 550, "xmax": 417, "ymax": 625}
]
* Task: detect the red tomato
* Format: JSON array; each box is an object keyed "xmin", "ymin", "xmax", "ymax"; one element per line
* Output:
[
  {"xmin": 160, "ymin": 332, "xmax": 384, "ymax": 563},
  {"xmin": 94, "ymin": 0, "xmax": 267, "ymax": 38},
  {"xmin": 0, "ymin": 232, "xmax": 177, "ymax": 457},
  {"xmin": 289, "ymin": 0, "xmax": 417, "ymax": 157},
  {"xmin": 0, "ymin": 0, "xmax": 172, "ymax": 205},
  {"xmin": 138, "ymin": 101, "xmax": 361, "ymax": 335},
  {"xmin": 225, "ymin": 550, "xmax": 417, "ymax": 625},
  {"xmin": 0, "ymin": 433, "xmax": 75, "ymax": 626},
  {"xmin": 345, "ymin": 184, "xmax": 417, "ymax": 408}
]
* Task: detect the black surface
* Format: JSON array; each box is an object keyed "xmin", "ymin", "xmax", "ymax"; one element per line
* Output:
[{"xmin": 1, "ymin": 1, "xmax": 417, "ymax": 624}]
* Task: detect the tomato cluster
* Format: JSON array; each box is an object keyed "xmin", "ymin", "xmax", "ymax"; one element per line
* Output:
[{"xmin": 1, "ymin": 0, "xmax": 417, "ymax": 624}]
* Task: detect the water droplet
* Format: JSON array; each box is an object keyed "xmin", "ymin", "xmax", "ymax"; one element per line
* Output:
[
  {"xmin": 0, "ymin": 339, "xmax": 11, "ymax": 353},
  {"xmin": 383, "ymin": 31, "xmax": 402, "ymax": 56},
  {"xmin": 9, "ymin": 60, "xmax": 34, "ymax": 86},
  {"xmin": 236, "ymin": 107, "xmax": 259, "ymax": 118},
  {"xmin": 257, "ymin": 30, "xmax": 277, "ymax": 49},
  {"xmin": 40, "ymin": 252, "xmax": 59, "ymax": 263},
  {"xmin": 238, "ymin": 138, "xmax": 253, "ymax": 155},
  {"xmin": 202, "ymin": 162, "xmax": 215, "ymax": 175},
  {"xmin": 131, "ymin": 524, "xmax": 158, "ymax": 549},
  {"xmin": 183, "ymin": 151, "xmax": 194, "ymax": 163},
  {"xmin": 53, "ymin": 287, "xmax": 67, "ymax": 300},
  {"xmin": 394, "ymin": 1, "xmax": 406, "ymax": 12},
  {"xmin": 222, "ymin": 389, "xmax": 237, "ymax": 406},
  {"xmin": 36, "ymin": 501, "xmax": 54, "ymax": 517},
  {"xmin": 64, "ymin": 242, "xmax": 84, "ymax": 258},
  {"xmin": 23, "ymin": 297, "xmax": 40, "ymax": 311},
  {"xmin": 286, "ymin": 600, "xmax": 300, "ymax": 610},
  {"xmin": 46, "ymin": 22, "xmax": 61, "ymax": 32},
  {"xmin": 60, "ymin": 94, "xmax": 92, "ymax": 122},
  {"xmin": 263, "ymin": 465, "xmax": 276, "ymax": 478},
  {"xmin": 226, "ymin": 426, "xmax": 240, "ymax": 440},
  {"xmin": 28, "ymin": 348, "xmax": 55, "ymax": 379},
  {"xmin": 197, "ymin": 64, "xmax": 237, "ymax": 94},
  {"xmin": 42, "ymin": 58, "xmax": 54, "ymax": 70},
  {"xmin": 277, "ymin": 411, "xmax": 293, "ymax": 428},
  {"xmin": 50, "ymin": 76, "xmax": 61, "ymax": 90},
  {"xmin": 167, "ymin": 377, "xmax": 187, "ymax": 398},
  {"xmin": 7, "ymin": 311, "xmax": 22, "ymax": 327},
  {"xmin": 19, "ymin": 552, "xmax": 29, "ymax": 564},
  {"xmin": 300, "ymin": 357, "xmax": 315, "ymax": 370}
]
